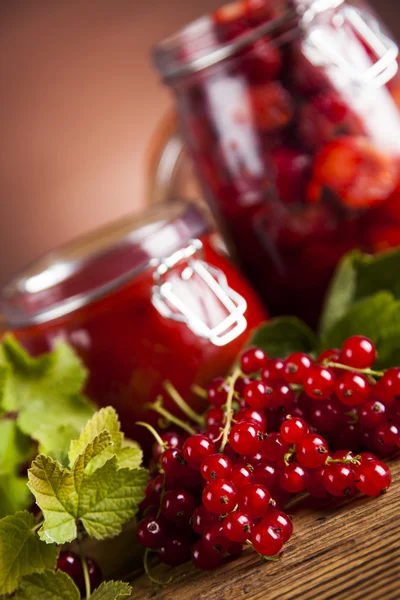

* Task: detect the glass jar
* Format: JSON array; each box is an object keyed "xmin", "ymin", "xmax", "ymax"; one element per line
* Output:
[
  {"xmin": 0, "ymin": 200, "xmax": 266, "ymax": 450},
  {"xmin": 154, "ymin": 0, "xmax": 400, "ymax": 327}
]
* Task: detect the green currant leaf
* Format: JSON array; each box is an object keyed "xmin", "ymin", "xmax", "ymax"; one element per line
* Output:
[
  {"xmin": 0, "ymin": 474, "xmax": 31, "ymax": 518},
  {"xmin": 0, "ymin": 419, "xmax": 32, "ymax": 475},
  {"xmin": 68, "ymin": 407, "xmax": 142, "ymax": 472},
  {"xmin": 14, "ymin": 570, "xmax": 80, "ymax": 600},
  {"xmin": 0, "ymin": 511, "xmax": 58, "ymax": 595},
  {"xmin": 247, "ymin": 317, "xmax": 317, "ymax": 359},
  {"xmin": 90, "ymin": 581, "xmax": 133, "ymax": 600}
]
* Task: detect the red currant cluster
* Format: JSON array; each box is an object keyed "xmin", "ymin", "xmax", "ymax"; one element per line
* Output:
[{"xmin": 136, "ymin": 336, "xmax": 396, "ymax": 574}]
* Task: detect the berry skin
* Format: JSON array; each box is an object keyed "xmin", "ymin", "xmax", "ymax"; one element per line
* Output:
[
  {"xmin": 296, "ymin": 434, "xmax": 329, "ymax": 468},
  {"xmin": 253, "ymin": 460, "xmax": 279, "ymax": 488},
  {"xmin": 251, "ymin": 522, "xmax": 284, "ymax": 556},
  {"xmin": 183, "ymin": 434, "xmax": 216, "ymax": 469},
  {"xmin": 262, "ymin": 508, "xmax": 293, "ymax": 543},
  {"xmin": 283, "ymin": 352, "xmax": 313, "ymax": 385},
  {"xmin": 191, "ymin": 540, "xmax": 222, "ymax": 570},
  {"xmin": 238, "ymin": 483, "xmax": 271, "ymax": 518},
  {"xmin": 307, "ymin": 400, "xmax": 342, "ymax": 433},
  {"xmin": 136, "ymin": 516, "xmax": 167, "ymax": 549},
  {"xmin": 244, "ymin": 380, "xmax": 269, "ymax": 410},
  {"xmin": 354, "ymin": 460, "xmax": 392, "ymax": 496},
  {"xmin": 373, "ymin": 422, "xmax": 400, "ymax": 454},
  {"xmin": 205, "ymin": 407, "xmax": 224, "ymax": 429},
  {"xmin": 57, "ymin": 552, "xmax": 102, "ymax": 595},
  {"xmin": 280, "ymin": 417, "xmax": 309, "ymax": 444},
  {"xmin": 339, "ymin": 335, "xmax": 377, "ymax": 369},
  {"xmin": 336, "ymin": 372, "xmax": 370, "ymax": 407},
  {"xmin": 229, "ymin": 421, "xmax": 264, "ymax": 456},
  {"xmin": 230, "ymin": 463, "xmax": 255, "ymax": 489},
  {"xmin": 377, "ymin": 367, "xmax": 400, "ymax": 403},
  {"xmin": 241, "ymin": 347, "xmax": 268, "ymax": 374},
  {"xmin": 160, "ymin": 448, "xmax": 187, "ymax": 478},
  {"xmin": 237, "ymin": 407, "xmax": 267, "ymax": 431},
  {"xmin": 358, "ymin": 400, "xmax": 386, "ymax": 429},
  {"xmin": 161, "ymin": 489, "xmax": 196, "ymax": 524},
  {"xmin": 279, "ymin": 463, "xmax": 309, "ymax": 493},
  {"xmin": 307, "ymin": 466, "xmax": 329, "ymax": 499},
  {"xmin": 268, "ymin": 383, "xmax": 296, "ymax": 411},
  {"xmin": 323, "ymin": 464, "xmax": 356, "ymax": 497},
  {"xmin": 262, "ymin": 358, "xmax": 285, "ymax": 383},
  {"xmin": 304, "ymin": 366, "xmax": 336, "ymax": 400},
  {"xmin": 207, "ymin": 377, "xmax": 229, "ymax": 407},
  {"xmin": 201, "ymin": 453, "xmax": 232, "ymax": 482},
  {"xmin": 191, "ymin": 505, "xmax": 220, "ymax": 535},
  {"xmin": 159, "ymin": 533, "xmax": 191, "ymax": 566},
  {"xmin": 202, "ymin": 525, "xmax": 231, "ymax": 553},
  {"xmin": 223, "ymin": 510, "xmax": 252, "ymax": 543},
  {"xmin": 202, "ymin": 479, "xmax": 238, "ymax": 514},
  {"xmin": 153, "ymin": 431, "xmax": 182, "ymax": 461},
  {"xmin": 317, "ymin": 348, "xmax": 340, "ymax": 364},
  {"xmin": 262, "ymin": 433, "xmax": 290, "ymax": 463}
]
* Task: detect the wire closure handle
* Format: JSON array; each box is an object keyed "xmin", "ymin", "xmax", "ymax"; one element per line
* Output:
[{"xmin": 151, "ymin": 239, "xmax": 248, "ymax": 347}]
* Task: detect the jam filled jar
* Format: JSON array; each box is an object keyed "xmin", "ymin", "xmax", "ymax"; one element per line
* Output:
[
  {"xmin": 154, "ymin": 0, "xmax": 400, "ymax": 326},
  {"xmin": 0, "ymin": 200, "xmax": 266, "ymax": 448}
]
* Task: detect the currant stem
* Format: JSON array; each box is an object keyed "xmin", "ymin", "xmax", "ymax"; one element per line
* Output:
[
  {"xmin": 136, "ymin": 422, "xmax": 166, "ymax": 449},
  {"xmin": 219, "ymin": 368, "xmax": 243, "ymax": 453},
  {"xmin": 163, "ymin": 381, "xmax": 205, "ymax": 426},
  {"xmin": 325, "ymin": 361, "xmax": 384, "ymax": 378},
  {"xmin": 31, "ymin": 519, "xmax": 44, "ymax": 533},
  {"xmin": 326, "ymin": 454, "xmax": 362, "ymax": 466},
  {"xmin": 191, "ymin": 383, "xmax": 208, "ymax": 400},
  {"xmin": 78, "ymin": 542, "xmax": 91, "ymax": 599},
  {"xmin": 283, "ymin": 446, "xmax": 296, "ymax": 467},
  {"xmin": 146, "ymin": 397, "xmax": 196, "ymax": 435},
  {"xmin": 144, "ymin": 548, "xmax": 172, "ymax": 586}
]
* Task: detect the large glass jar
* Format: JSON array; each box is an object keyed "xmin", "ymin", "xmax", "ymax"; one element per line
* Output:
[
  {"xmin": 0, "ymin": 200, "xmax": 266, "ymax": 450},
  {"xmin": 154, "ymin": 0, "xmax": 400, "ymax": 326}
]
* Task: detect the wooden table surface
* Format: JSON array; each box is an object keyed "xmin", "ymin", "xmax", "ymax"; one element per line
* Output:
[{"xmin": 129, "ymin": 458, "xmax": 400, "ymax": 600}]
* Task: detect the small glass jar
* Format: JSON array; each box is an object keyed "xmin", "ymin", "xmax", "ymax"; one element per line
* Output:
[
  {"xmin": 154, "ymin": 0, "xmax": 400, "ymax": 326},
  {"xmin": 0, "ymin": 200, "xmax": 266, "ymax": 450}
]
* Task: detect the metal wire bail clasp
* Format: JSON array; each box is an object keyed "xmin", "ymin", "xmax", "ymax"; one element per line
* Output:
[{"xmin": 151, "ymin": 239, "xmax": 248, "ymax": 346}]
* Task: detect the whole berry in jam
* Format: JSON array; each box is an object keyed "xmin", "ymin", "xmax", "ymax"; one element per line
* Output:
[
  {"xmin": 283, "ymin": 352, "xmax": 313, "ymax": 385},
  {"xmin": 223, "ymin": 510, "xmax": 253, "ymax": 543},
  {"xmin": 296, "ymin": 434, "xmax": 329, "ymax": 468},
  {"xmin": 183, "ymin": 434, "xmax": 216, "ymax": 469},
  {"xmin": 57, "ymin": 552, "xmax": 102, "ymax": 595},
  {"xmin": 229, "ymin": 421, "xmax": 264, "ymax": 456},
  {"xmin": 202, "ymin": 479, "xmax": 238, "ymax": 514},
  {"xmin": 304, "ymin": 366, "xmax": 336, "ymax": 400},
  {"xmin": 339, "ymin": 335, "xmax": 377, "ymax": 369},
  {"xmin": 251, "ymin": 522, "xmax": 284, "ymax": 556},
  {"xmin": 280, "ymin": 416, "xmax": 309, "ymax": 444},
  {"xmin": 238, "ymin": 483, "xmax": 271, "ymax": 518},
  {"xmin": 240, "ymin": 347, "xmax": 268, "ymax": 374},
  {"xmin": 136, "ymin": 516, "xmax": 167, "ymax": 550},
  {"xmin": 201, "ymin": 453, "xmax": 232, "ymax": 482},
  {"xmin": 244, "ymin": 380, "xmax": 269, "ymax": 410},
  {"xmin": 279, "ymin": 463, "xmax": 309, "ymax": 493},
  {"xmin": 191, "ymin": 540, "xmax": 222, "ymax": 571}
]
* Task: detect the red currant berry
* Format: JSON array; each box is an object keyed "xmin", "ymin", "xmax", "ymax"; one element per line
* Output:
[
  {"xmin": 304, "ymin": 366, "xmax": 336, "ymax": 400},
  {"xmin": 307, "ymin": 466, "xmax": 329, "ymax": 498},
  {"xmin": 323, "ymin": 463, "xmax": 355, "ymax": 497},
  {"xmin": 336, "ymin": 423, "xmax": 361, "ymax": 452},
  {"xmin": 202, "ymin": 479, "xmax": 238, "ymax": 514},
  {"xmin": 261, "ymin": 358, "xmax": 285, "ymax": 383},
  {"xmin": 339, "ymin": 335, "xmax": 376, "ymax": 369},
  {"xmin": 223, "ymin": 510, "xmax": 252, "ymax": 543},
  {"xmin": 317, "ymin": 348, "xmax": 340, "ymax": 364},
  {"xmin": 336, "ymin": 372, "xmax": 370, "ymax": 406},
  {"xmin": 237, "ymin": 407, "xmax": 267, "ymax": 431},
  {"xmin": 268, "ymin": 383, "xmax": 295, "ymax": 410},
  {"xmin": 161, "ymin": 489, "xmax": 196, "ymax": 524},
  {"xmin": 238, "ymin": 483, "xmax": 271, "ymax": 518},
  {"xmin": 230, "ymin": 463, "xmax": 255, "ymax": 489},
  {"xmin": 201, "ymin": 453, "xmax": 232, "ymax": 482},
  {"xmin": 296, "ymin": 433, "xmax": 329, "ymax": 468},
  {"xmin": 191, "ymin": 540, "xmax": 222, "ymax": 570},
  {"xmin": 191, "ymin": 505, "xmax": 220, "ymax": 535},
  {"xmin": 251, "ymin": 522, "xmax": 284, "ymax": 556},
  {"xmin": 153, "ymin": 431, "xmax": 182, "ymax": 461},
  {"xmin": 241, "ymin": 347, "xmax": 268, "ymax": 374},
  {"xmin": 262, "ymin": 508, "xmax": 293, "ymax": 543},
  {"xmin": 160, "ymin": 448, "xmax": 188, "ymax": 478},
  {"xmin": 183, "ymin": 434, "xmax": 216, "ymax": 469},
  {"xmin": 202, "ymin": 525, "xmax": 231, "ymax": 553},
  {"xmin": 136, "ymin": 516, "xmax": 167, "ymax": 549},
  {"xmin": 205, "ymin": 407, "xmax": 225, "ymax": 429},
  {"xmin": 358, "ymin": 400, "xmax": 386, "ymax": 429},
  {"xmin": 234, "ymin": 376, "xmax": 251, "ymax": 398},
  {"xmin": 229, "ymin": 421, "xmax": 264, "ymax": 456},
  {"xmin": 377, "ymin": 367, "xmax": 400, "ymax": 404},
  {"xmin": 253, "ymin": 460, "xmax": 279, "ymax": 488},
  {"xmin": 283, "ymin": 352, "xmax": 313, "ymax": 385},
  {"xmin": 207, "ymin": 377, "xmax": 229, "ymax": 408},
  {"xmin": 244, "ymin": 380, "xmax": 269, "ymax": 410},
  {"xmin": 262, "ymin": 433, "xmax": 290, "ymax": 463},
  {"xmin": 159, "ymin": 533, "xmax": 191, "ymax": 566},
  {"xmin": 280, "ymin": 416, "xmax": 309, "ymax": 444},
  {"xmin": 373, "ymin": 421, "xmax": 400, "ymax": 454},
  {"xmin": 57, "ymin": 552, "xmax": 102, "ymax": 595},
  {"xmin": 307, "ymin": 399, "xmax": 342, "ymax": 433},
  {"xmin": 354, "ymin": 460, "xmax": 391, "ymax": 496},
  {"xmin": 279, "ymin": 463, "xmax": 309, "ymax": 493}
]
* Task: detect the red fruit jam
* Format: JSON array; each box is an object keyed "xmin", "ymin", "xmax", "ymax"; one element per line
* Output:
[
  {"xmin": 0, "ymin": 200, "xmax": 265, "ymax": 451},
  {"xmin": 154, "ymin": 0, "xmax": 400, "ymax": 326}
]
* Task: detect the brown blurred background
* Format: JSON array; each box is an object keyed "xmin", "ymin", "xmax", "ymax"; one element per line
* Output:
[{"xmin": 0, "ymin": 0, "xmax": 398, "ymax": 285}]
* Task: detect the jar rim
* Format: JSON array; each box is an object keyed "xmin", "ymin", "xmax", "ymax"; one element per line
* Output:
[{"xmin": 1, "ymin": 199, "xmax": 209, "ymax": 328}]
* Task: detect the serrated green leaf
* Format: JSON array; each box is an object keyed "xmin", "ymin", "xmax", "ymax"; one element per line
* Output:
[
  {"xmin": 0, "ymin": 474, "xmax": 31, "ymax": 518},
  {"xmin": 68, "ymin": 407, "xmax": 142, "ymax": 473},
  {"xmin": 0, "ymin": 419, "xmax": 32, "ymax": 475},
  {"xmin": 91, "ymin": 580, "xmax": 132, "ymax": 600},
  {"xmin": 14, "ymin": 570, "xmax": 80, "ymax": 600},
  {"xmin": 38, "ymin": 425, "xmax": 82, "ymax": 466},
  {"xmin": 247, "ymin": 317, "xmax": 317, "ymax": 359},
  {"xmin": 0, "ymin": 511, "xmax": 58, "ymax": 595}
]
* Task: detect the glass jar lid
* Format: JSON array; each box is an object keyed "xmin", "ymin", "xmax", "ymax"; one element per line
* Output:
[{"xmin": 0, "ymin": 200, "xmax": 209, "ymax": 327}]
